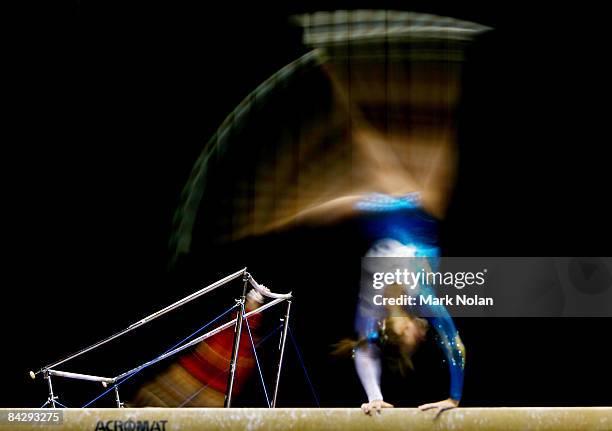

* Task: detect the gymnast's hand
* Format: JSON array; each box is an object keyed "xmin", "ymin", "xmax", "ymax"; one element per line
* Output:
[
  {"xmin": 361, "ymin": 399, "xmax": 394, "ymax": 416},
  {"xmin": 418, "ymin": 398, "xmax": 458, "ymax": 418}
]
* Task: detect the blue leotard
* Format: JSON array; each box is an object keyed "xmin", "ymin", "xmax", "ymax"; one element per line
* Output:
[{"xmin": 354, "ymin": 192, "xmax": 465, "ymax": 402}]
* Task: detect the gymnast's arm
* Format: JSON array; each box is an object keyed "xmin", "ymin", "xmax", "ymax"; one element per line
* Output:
[
  {"xmin": 411, "ymin": 255, "xmax": 465, "ymax": 413},
  {"xmin": 419, "ymin": 305, "xmax": 466, "ymax": 415},
  {"xmin": 354, "ymin": 343, "xmax": 394, "ymax": 415}
]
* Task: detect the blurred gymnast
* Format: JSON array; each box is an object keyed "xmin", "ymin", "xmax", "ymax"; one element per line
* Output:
[{"xmin": 334, "ymin": 192, "xmax": 465, "ymax": 417}]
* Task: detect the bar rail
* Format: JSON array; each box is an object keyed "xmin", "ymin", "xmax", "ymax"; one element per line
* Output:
[{"xmin": 32, "ymin": 268, "xmax": 247, "ymax": 376}]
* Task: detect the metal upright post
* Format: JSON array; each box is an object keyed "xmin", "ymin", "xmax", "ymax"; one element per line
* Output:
[
  {"xmin": 114, "ymin": 386, "xmax": 124, "ymax": 408},
  {"xmin": 271, "ymin": 300, "xmax": 291, "ymax": 407},
  {"xmin": 45, "ymin": 371, "xmax": 57, "ymax": 408},
  {"xmin": 224, "ymin": 273, "xmax": 249, "ymax": 407}
]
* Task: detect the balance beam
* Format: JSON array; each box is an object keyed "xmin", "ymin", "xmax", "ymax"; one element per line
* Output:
[{"xmin": 0, "ymin": 408, "xmax": 610, "ymax": 431}]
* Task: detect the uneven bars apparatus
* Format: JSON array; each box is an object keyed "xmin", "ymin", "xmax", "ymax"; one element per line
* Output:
[{"xmin": 30, "ymin": 268, "xmax": 293, "ymax": 408}]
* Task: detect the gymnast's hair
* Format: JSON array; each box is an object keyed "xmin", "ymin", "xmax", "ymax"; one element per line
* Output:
[{"xmin": 332, "ymin": 314, "xmax": 429, "ymax": 376}]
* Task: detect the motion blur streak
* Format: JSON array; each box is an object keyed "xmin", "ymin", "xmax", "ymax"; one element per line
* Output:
[{"xmin": 170, "ymin": 10, "xmax": 490, "ymax": 261}]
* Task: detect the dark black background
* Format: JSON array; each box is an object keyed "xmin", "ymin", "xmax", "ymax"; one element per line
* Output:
[{"xmin": 3, "ymin": 1, "xmax": 610, "ymax": 408}]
